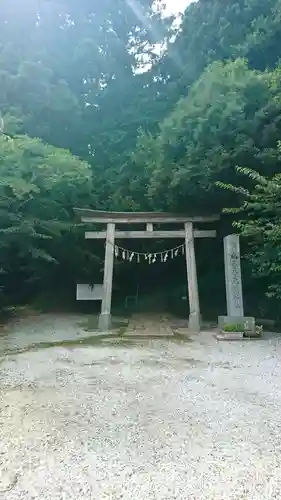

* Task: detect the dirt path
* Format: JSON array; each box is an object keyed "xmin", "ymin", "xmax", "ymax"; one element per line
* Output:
[{"xmin": 1, "ymin": 314, "xmax": 281, "ymax": 499}]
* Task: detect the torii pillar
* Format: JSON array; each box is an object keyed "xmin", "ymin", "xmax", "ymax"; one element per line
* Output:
[
  {"xmin": 98, "ymin": 223, "xmax": 115, "ymax": 331},
  {"xmin": 184, "ymin": 222, "xmax": 200, "ymax": 333}
]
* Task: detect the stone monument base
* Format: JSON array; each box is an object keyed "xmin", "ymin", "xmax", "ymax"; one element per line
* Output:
[{"xmin": 218, "ymin": 316, "xmax": 255, "ymax": 334}]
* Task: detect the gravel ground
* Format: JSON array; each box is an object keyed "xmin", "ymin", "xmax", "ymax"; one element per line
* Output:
[{"xmin": 1, "ymin": 314, "xmax": 281, "ymax": 499}]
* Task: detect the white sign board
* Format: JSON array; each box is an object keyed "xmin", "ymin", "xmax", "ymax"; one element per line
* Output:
[{"xmin": 76, "ymin": 284, "xmax": 104, "ymax": 301}]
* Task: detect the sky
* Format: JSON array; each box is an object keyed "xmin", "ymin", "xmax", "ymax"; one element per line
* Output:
[
  {"xmin": 164, "ymin": 0, "xmax": 192, "ymax": 15},
  {"xmin": 137, "ymin": 0, "xmax": 193, "ymax": 70}
]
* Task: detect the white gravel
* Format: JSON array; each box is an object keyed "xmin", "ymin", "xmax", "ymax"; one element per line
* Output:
[{"xmin": 1, "ymin": 314, "xmax": 281, "ymax": 499}]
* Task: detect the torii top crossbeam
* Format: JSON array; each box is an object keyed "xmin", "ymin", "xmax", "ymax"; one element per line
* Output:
[{"xmin": 74, "ymin": 208, "xmax": 220, "ymax": 224}]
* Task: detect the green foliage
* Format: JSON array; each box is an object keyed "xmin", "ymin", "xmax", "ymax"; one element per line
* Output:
[
  {"xmin": 158, "ymin": 0, "xmax": 281, "ymax": 94},
  {"xmin": 218, "ymin": 142, "xmax": 281, "ymax": 299},
  {"xmin": 0, "ymin": 134, "xmax": 95, "ymax": 308},
  {"xmin": 129, "ymin": 59, "xmax": 281, "ymax": 213},
  {"xmin": 0, "ymin": 0, "xmax": 174, "ymax": 309},
  {"xmin": 0, "ymin": 0, "xmax": 172, "ymax": 160},
  {"xmin": 223, "ymin": 323, "xmax": 245, "ymax": 332}
]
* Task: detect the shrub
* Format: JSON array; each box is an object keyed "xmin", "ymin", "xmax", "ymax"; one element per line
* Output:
[{"xmin": 223, "ymin": 323, "xmax": 244, "ymax": 332}]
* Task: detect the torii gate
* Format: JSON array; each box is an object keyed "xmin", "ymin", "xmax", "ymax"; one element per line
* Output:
[{"xmin": 74, "ymin": 209, "xmax": 220, "ymax": 332}]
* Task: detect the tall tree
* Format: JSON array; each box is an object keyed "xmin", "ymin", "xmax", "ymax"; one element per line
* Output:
[
  {"xmin": 218, "ymin": 148, "xmax": 281, "ymax": 303},
  {"xmin": 0, "ymin": 134, "xmax": 93, "ymax": 309},
  {"xmin": 125, "ymin": 59, "xmax": 281, "ymax": 212},
  {"xmin": 0, "ymin": 0, "xmax": 171, "ymax": 152},
  {"xmin": 158, "ymin": 0, "xmax": 281, "ymax": 92}
]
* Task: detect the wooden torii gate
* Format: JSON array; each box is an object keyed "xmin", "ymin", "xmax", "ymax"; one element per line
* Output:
[{"xmin": 74, "ymin": 209, "xmax": 219, "ymax": 332}]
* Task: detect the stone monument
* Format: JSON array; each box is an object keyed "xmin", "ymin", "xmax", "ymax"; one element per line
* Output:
[
  {"xmin": 224, "ymin": 234, "xmax": 244, "ymax": 317},
  {"xmin": 218, "ymin": 234, "xmax": 255, "ymax": 333}
]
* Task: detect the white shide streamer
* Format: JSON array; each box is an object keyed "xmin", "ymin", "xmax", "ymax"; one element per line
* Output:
[{"xmin": 114, "ymin": 243, "xmax": 185, "ymax": 264}]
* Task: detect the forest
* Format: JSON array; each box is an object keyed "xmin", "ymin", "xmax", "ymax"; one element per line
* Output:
[{"xmin": 1, "ymin": 0, "xmax": 281, "ymax": 320}]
